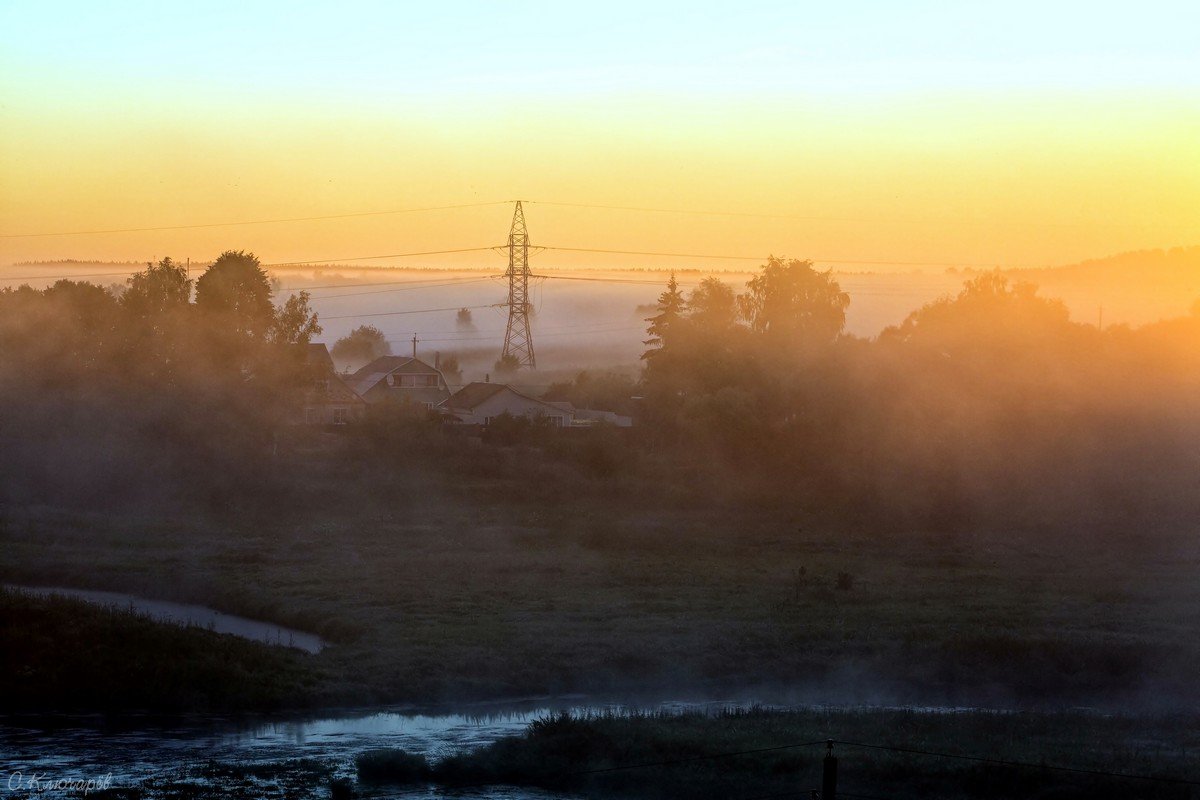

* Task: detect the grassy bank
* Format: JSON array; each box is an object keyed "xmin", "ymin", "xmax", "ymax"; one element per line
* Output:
[
  {"xmin": 0, "ymin": 589, "xmax": 329, "ymax": 713},
  {"xmin": 356, "ymin": 708, "xmax": 1200, "ymax": 800}
]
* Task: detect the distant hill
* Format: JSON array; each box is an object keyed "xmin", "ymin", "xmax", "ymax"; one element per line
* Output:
[
  {"xmin": 1005, "ymin": 246, "xmax": 1200, "ymax": 290},
  {"xmin": 997, "ymin": 246, "xmax": 1199, "ymax": 326}
]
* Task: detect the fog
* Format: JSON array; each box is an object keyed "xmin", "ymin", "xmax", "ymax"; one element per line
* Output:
[{"xmin": 9, "ymin": 246, "xmax": 1194, "ymax": 383}]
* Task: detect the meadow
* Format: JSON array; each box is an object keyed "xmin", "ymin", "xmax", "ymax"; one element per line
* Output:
[{"xmin": 3, "ymin": 433, "xmax": 1197, "ymax": 715}]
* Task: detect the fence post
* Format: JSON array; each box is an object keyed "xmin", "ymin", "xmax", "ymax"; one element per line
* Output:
[{"xmin": 822, "ymin": 740, "xmax": 838, "ymax": 800}]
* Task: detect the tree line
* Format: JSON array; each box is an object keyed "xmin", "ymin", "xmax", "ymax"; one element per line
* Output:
[
  {"xmin": 628, "ymin": 259, "xmax": 1200, "ymax": 533},
  {"xmin": 0, "ymin": 251, "xmax": 320, "ymax": 508},
  {"xmin": 2, "ymin": 249, "xmax": 1197, "ymax": 534}
]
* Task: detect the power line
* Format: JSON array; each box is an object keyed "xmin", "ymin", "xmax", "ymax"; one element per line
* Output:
[
  {"xmin": 284, "ymin": 274, "xmax": 501, "ymax": 293},
  {"xmin": 0, "ymin": 269, "xmax": 141, "ymax": 282},
  {"xmin": 7, "ymin": 198, "xmax": 1190, "ymax": 240},
  {"xmin": 379, "ymin": 315, "xmax": 641, "ymax": 336},
  {"xmin": 540, "ymin": 245, "xmax": 1022, "ymax": 269},
  {"xmin": 534, "ymin": 273, "xmax": 699, "ymax": 286},
  {"xmin": 2, "ymin": 261, "xmax": 501, "ymax": 286},
  {"xmin": 542, "ymin": 245, "xmax": 764, "ymax": 261},
  {"xmin": 532, "ymin": 200, "xmax": 883, "ymax": 224},
  {"xmin": 383, "ymin": 323, "xmax": 643, "ymax": 345},
  {"xmin": 0, "ymin": 202, "xmax": 512, "ymax": 238},
  {"xmin": 321, "ymin": 303, "xmax": 498, "ymax": 321},
  {"xmin": 529, "ymin": 199, "xmax": 1196, "ymax": 231},
  {"xmin": 262, "ymin": 247, "xmax": 499, "ymax": 267},
  {"xmin": 304, "ymin": 276, "xmax": 498, "ymax": 300}
]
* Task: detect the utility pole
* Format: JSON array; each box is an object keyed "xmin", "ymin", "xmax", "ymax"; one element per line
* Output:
[
  {"xmin": 411, "ymin": 333, "xmax": 419, "ymax": 359},
  {"xmin": 1098, "ymin": 305, "xmax": 1104, "ymax": 331},
  {"xmin": 501, "ymin": 200, "xmax": 536, "ymax": 369},
  {"xmin": 822, "ymin": 740, "xmax": 838, "ymax": 800}
]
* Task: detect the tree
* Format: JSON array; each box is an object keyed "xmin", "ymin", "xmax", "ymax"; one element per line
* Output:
[
  {"xmin": 686, "ymin": 276, "xmax": 738, "ymax": 332},
  {"xmin": 269, "ymin": 291, "xmax": 322, "ymax": 346},
  {"xmin": 456, "ymin": 307, "xmax": 476, "ymax": 331},
  {"xmin": 123, "ymin": 257, "xmax": 191, "ymax": 316},
  {"xmin": 738, "ymin": 257, "xmax": 849, "ymax": 345},
  {"xmin": 331, "ymin": 325, "xmax": 391, "ymax": 366},
  {"xmin": 642, "ymin": 272, "xmax": 685, "ymax": 361},
  {"xmin": 543, "ymin": 370, "xmax": 640, "ymax": 415},
  {"xmin": 885, "ymin": 271, "xmax": 1073, "ymax": 354},
  {"xmin": 195, "ymin": 250, "xmax": 274, "ymax": 338},
  {"xmin": 493, "ymin": 353, "xmax": 521, "ymax": 378},
  {"xmin": 438, "ymin": 353, "xmax": 463, "ymax": 384},
  {"xmin": 37, "ymin": 280, "xmax": 124, "ymax": 371}
]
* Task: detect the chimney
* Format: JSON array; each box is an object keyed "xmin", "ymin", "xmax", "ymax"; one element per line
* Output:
[{"xmin": 485, "ymin": 373, "xmax": 490, "ymax": 383}]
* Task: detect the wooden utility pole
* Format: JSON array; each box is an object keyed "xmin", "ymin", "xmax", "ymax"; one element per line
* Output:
[{"xmin": 822, "ymin": 740, "xmax": 838, "ymax": 800}]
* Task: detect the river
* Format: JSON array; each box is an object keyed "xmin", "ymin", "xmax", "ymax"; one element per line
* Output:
[{"xmin": 2, "ymin": 699, "xmax": 759, "ymax": 799}]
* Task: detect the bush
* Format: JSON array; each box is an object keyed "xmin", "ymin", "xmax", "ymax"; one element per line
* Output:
[{"xmin": 354, "ymin": 749, "xmax": 430, "ymax": 784}]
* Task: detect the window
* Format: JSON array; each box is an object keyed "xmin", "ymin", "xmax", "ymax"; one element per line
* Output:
[
  {"xmin": 314, "ymin": 379, "xmax": 329, "ymax": 392},
  {"xmin": 392, "ymin": 373, "xmax": 439, "ymax": 388},
  {"xmin": 332, "ymin": 407, "xmax": 348, "ymax": 425}
]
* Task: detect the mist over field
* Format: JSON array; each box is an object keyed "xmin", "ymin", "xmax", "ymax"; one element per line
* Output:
[
  {"xmin": 7, "ymin": 244, "xmax": 1197, "ymax": 375},
  {"xmin": 3, "ymin": 2, "xmax": 1200, "ymax": 798}
]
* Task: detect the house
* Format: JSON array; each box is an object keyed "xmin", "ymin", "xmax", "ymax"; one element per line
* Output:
[
  {"xmin": 347, "ymin": 355, "xmax": 452, "ymax": 410},
  {"xmin": 296, "ymin": 343, "xmax": 366, "ymax": 425},
  {"xmin": 440, "ymin": 382, "xmax": 574, "ymax": 427}
]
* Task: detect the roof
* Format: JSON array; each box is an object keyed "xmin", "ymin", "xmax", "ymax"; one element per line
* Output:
[
  {"xmin": 442, "ymin": 382, "xmax": 574, "ymax": 418},
  {"xmin": 300, "ymin": 342, "xmax": 336, "ymax": 372},
  {"xmin": 348, "ymin": 355, "xmax": 446, "ymax": 396},
  {"xmin": 303, "ymin": 372, "xmax": 365, "ymax": 406},
  {"xmin": 442, "ymin": 381, "xmax": 506, "ymax": 412}
]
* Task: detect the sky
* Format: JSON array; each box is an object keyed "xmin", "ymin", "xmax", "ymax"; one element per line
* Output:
[{"xmin": 1, "ymin": 1, "xmax": 1197, "ymax": 272}]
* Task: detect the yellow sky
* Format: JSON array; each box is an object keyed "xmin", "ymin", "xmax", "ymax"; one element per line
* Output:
[{"xmin": 2, "ymin": 3, "xmax": 1197, "ymax": 273}]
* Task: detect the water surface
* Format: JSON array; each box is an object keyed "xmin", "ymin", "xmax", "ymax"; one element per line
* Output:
[{"xmin": 4, "ymin": 585, "xmax": 327, "ymax": 653}]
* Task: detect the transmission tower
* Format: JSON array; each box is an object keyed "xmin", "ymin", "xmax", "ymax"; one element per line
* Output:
[{"xmin": 501, "ymin": 200, "xmax": 536, "ymax": 368}]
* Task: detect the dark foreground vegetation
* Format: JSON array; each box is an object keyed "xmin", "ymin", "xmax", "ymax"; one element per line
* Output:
[
  {"xmin": 0, "ymin": 589, "xmax": 325, "ymax": 713},
  {"xmin": 354, "ymin": 708, "xmax": 1200, "ymax": 800}
]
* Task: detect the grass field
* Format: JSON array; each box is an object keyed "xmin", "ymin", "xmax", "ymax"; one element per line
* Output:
[
  {"xmin": 0, "ymin": 589, "xmax": 325, "ymax": 713},
  {"xmin": 2, "ymin": 435, "xmax": 1197, "ymax": 714}
]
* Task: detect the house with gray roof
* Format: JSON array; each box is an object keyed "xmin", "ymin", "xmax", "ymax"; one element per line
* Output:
[{"xmin": 347, "ymin": 355, "xmax": 452, "ymax": 410}]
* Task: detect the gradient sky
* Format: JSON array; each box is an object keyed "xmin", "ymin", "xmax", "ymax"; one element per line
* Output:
[{"xmin": 1, "ymin": 1, "xmax": 1197, "ymax": 271}]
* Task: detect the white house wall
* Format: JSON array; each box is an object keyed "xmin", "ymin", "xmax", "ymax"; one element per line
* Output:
[{"xmin": 459, "ymin": 389, "xmax": 570, "ymax": 426}]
